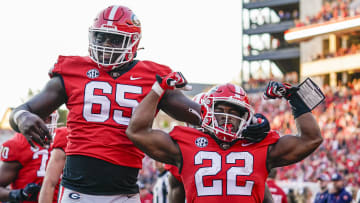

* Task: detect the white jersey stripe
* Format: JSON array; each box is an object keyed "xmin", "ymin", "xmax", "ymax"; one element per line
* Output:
[{"xmin": 107, "ymin": 5, "xmax": 120, "ymax": 26}]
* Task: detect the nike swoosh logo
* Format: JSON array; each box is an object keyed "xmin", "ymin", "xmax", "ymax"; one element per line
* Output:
[
  {"xmin": 130, "ymin": 76, "xmax": 142, "ymax": 80},
  {"xmin": 241, "ymin": 142, "xmax": 254, "ymax": 147}
]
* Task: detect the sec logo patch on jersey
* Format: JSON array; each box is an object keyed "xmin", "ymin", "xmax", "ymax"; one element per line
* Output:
[
  {"xmin": 87, "ymin": 69, "xmax": 100, "ymax": 79},
  {"xmin": 195, "ymin": 137, "xmax": 208, "ymax": 148}
]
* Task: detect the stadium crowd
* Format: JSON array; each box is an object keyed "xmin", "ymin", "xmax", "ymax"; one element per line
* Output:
[
  {"xmin": 295, "ymin": 0, "xmax": 360, "ymax": 27},
  {"xmin": 311, "ymin": 40, "xmax": 360, "ymax": 61}
]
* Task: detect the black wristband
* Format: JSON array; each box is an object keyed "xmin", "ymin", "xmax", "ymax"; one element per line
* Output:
[
  {"xmin": 288, "ymin": 93, "xmax": 311, "ymax": 118},
  {"xmin": 8, "ymin": 189, "xmax": 23, "ymax": 202}
]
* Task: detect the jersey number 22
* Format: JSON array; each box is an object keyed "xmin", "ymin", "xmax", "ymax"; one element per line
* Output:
[{"xmin": 195, "ymin": 151, "xmax": 254, "ymax": 196}]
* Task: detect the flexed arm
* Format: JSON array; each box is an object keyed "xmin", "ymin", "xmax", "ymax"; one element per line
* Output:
[
  {"xmin": 264, "ymin": 81, "xmax": 323, "ymax": 169},
  {"xmin": 157, "ymin": 72, "xmax": 201, "ymax": 126},
  {"xmin": 126, "ymin": 72, "xmax": 189, "ymax": 166}
]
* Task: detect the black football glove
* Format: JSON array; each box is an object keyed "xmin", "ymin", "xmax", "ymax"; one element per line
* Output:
[
  {"xmin": 8, "ymin": 183, "xmax": 41, "ymax": 203},
  {"xmin": 242, "ymin": 113, "xmax": 270, "ymax": 143},
  {"xmin": 263, "ymin": 81, "xmax": 310, "ymax": 118}
]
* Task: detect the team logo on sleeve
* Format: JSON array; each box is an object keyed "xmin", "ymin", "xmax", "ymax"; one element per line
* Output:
[
  {"xmin": 87, "ymin": 69, "xmax": 100, "ymax": 79},
  {"xmin": 195, "ymin": 137, "xmax": 208, "ymax": 148}
]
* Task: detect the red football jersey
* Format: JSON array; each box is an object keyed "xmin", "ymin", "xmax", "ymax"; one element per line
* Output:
[
  {"xmin": 1, "ymin": 133, "xmax": 51, "ymax": 203},
  {"xmin": 51, "ymin": 127, "xmax": 69, "ymax": 151},
  {"xmin": 49, "ymin": 127, "xmax": 69, "ymax": 203},
  {"xmin": 170, "ymin": 126, "xmax": 279, "ymax": 203},
  {"xmin": 50, "ymin": 56, "xmax": 171, "ymax": 168},
  {"xmin": 266, "ymin": 180, "xmax": 287, "ymax": 203}
]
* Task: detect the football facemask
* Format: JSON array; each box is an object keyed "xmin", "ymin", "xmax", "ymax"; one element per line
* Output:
[{"xmin": 44, "ymin": 111, "xmax": 59, "ymax": 137}]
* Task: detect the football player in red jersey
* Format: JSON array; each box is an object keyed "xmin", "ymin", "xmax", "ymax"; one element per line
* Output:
[
  {"xmin": 0, "ymin": 112, "xmax": 63, "ymax": 203},
  {"xmin": 9, "ymin": 5, "xmax": 200, "ymax": 203},
  {"xmin": 166, "ymin": 92, "xmax": 274, "ymax": 203},
  {"xmin": 127, "ymin": 80, "xmax": 322, "ymax": 202},
  {"xmin": 39, "ymin": 125, "xmax": 69, "ymax": 203},
  {"xmin": 165, "ymin": 92, "xmax": 207, "ymax": 203},
  {"xmin": 266, "ymin": 169, "xmax": 287, "ymax": 203}
]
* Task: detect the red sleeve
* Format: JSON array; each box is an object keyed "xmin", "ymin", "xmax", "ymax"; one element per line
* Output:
[
  {"xmin": 1, "ymin": 134, "xmax": 27, "ymax": 164},
  {"xmin": 165, "ymin": 164, "xmax": 182, "ymax": 182},
  {"xmin": 258, "ymin": 130, "xmax": 280, "ymax": 147},
  {"xmin": 142, "ymin": 60, "xmax": 172, "ymax": 77},
  {"xmin": 157, "ymin": 64, "xmax": 172, "ymax": 77},
  {"xmin": 48, "ymin": 55, "xmax": 65, "ymax": 78},
  {"xmin": 52, "ymin": 127, "xmax": 69, "ymax": 151}
]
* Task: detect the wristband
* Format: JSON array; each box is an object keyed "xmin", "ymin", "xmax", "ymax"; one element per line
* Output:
[
  {"xmin": 8, "ymin": 189, "xmax": 22, "ymax": 202},
  {"xmin": 13, "ymin": 110, "xmax": 29, "ymax": 125},
  {"xmin": 151, "ymin": 82, "xmax": 164, "ymax": 96},
  {"xmin": 288, "ymin": 94, "xmax": 311, "ymax": 118}
]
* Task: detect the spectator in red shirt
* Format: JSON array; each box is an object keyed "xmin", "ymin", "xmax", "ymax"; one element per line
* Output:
[
  {"xmin": 139, "ymin": 183, "xmax": 153, "ymax": 203},
  {"xmin": 267, "ymin": 169, "xmax": 288, "ymax": 203}
]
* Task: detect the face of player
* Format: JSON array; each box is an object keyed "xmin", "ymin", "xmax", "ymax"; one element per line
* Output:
[
  {"xmin": 93, "ymin": 32, "xmax": 130, "ymax": 64},
  {"xmin": 214, "ymin": 103, "xmax": 245, "ymax": 133}
]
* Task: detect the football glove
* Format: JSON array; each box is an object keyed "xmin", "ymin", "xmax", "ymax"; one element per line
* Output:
[
  {"xmin": 263, "ymin": 81, "xmax": 310, "ymax": 118},
  {"xmin": 263, "ymin": 81, "xmax": 298, "ymax": 100},
  {"xmin": 242, "ymin": 113, "xmax": 270, "ymax": 143},
  {"xmin": 152, "ymin": 72, "xmax": 192, "ymax": 96},
  {"xmin": 9, "ymin": 183, "xmax": 41, "ymax": 202}
]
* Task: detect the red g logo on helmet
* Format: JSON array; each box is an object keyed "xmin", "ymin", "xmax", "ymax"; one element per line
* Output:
[{"xmin": 131, "ymin": 14, "xmax": 141, "ymax": 27}]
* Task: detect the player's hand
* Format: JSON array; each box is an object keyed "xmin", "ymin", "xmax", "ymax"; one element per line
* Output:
[
  {"xmin": 8, "ymin": 183, "xmax": 41, "ymax": 202},
  {"xmin": 263, "ymin": 81, "xmax": 299, "ymax": 100},
  {"xmin": 152, "ymin": 72, "xmax": 192, "ymax": 96},
  {"xmin": 242, "ymin": 113, "xmax": 270, "ymax": 143},
  {"xmin": 16, "ymin": 111, "xmax": 52, "ymax": 148}
]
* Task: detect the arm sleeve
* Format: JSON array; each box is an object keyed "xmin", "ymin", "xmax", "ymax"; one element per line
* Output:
[{"xmin": 48, "ymin": 56, "xmax": 64, "ymax": 78}]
